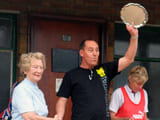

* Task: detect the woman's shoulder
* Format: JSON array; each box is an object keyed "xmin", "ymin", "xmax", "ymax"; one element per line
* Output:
[
  {"xmin": 13, "ymin": 79, "xmax": 30, "ymax": 93},
  {"xmin": 112, "ymin": 87, "xmax": 123, "ymax": 96}
]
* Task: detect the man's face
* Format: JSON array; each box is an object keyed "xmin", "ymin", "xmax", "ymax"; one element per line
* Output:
[{"xmin": 80, "ymin": 40, "xmax": 99, "ymax": 68}]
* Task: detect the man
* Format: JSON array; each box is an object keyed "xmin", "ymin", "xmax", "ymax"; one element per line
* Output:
[
  {"xmin": 55, "ymin": 22, "xmax": 138, "ymax": 120},
  {"xmin": 109, "ymin": 65, "xmax": 149, "ymax": 120}
]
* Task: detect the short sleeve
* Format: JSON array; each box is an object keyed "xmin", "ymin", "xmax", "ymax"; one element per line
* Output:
[
  {"xmin": 143, "ymin": 89, "xmax": 149, "ymax": 112},
  {"xmin": 102, "ymin": 61, "xmax": 119, "ymax": 80},
  {"xmin": 109, "ymin": 88, "xmax": 123, "ymax": 113},
  {"xmin": 12, "ymin": 87, "xmax": 34, "ymax": 114},
  {"xmin": 57, "ymin": 72, "xmax": 72, "ymax": 98}
]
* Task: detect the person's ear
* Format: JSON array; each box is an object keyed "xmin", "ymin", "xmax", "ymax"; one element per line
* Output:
[
  {"xmin": 23, "ymin": 70, "xmax": 28, "ymax": 75},
  {"xmin": 128, "ymin": 76, "xmax": 132, "ymax": 83},
  {"xmin": 79, "ymin": 49, "xmax": 83, "ymax": 57}
]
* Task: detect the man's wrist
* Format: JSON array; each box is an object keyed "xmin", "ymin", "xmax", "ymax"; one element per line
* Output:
[
  {"xmin": 131, "ymin": 35, "xmax": 138, "ymax": 40},
  {"xmin": 54, "ymin": 114, "xmax": 63, "ymax": 120}
]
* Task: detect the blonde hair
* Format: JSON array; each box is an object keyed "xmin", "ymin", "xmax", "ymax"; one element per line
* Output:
[
  {"xmin": 129, "ymin": 65, "xmax": 148, "ymax": 84},
  {"xmin": 18, "ymin": 52, "xmax": 46, "ymax": 76}
]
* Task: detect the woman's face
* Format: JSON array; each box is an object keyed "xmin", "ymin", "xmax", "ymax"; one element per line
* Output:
[
  {"xmin": 128, "ymin": 76, "xmax": 144, "ymax": 93},
  {"xmin": 25, "ymin": 58, "xmax": 44, "ymax": 84}
]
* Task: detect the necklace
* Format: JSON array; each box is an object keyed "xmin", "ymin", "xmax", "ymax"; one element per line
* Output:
[{"xmin": 88, "ymin": 70, "xmax": 93, "ymax": 80}]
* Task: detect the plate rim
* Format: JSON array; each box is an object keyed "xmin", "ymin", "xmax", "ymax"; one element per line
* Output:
[{"xmin": 120, "ymin": 3, "xmax": 148, "ymax": 28}]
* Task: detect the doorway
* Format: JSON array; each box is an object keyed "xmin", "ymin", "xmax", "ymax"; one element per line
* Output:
[{"xmin": 28, "ymin": 15, "xmax": 107, "ymax": 119}]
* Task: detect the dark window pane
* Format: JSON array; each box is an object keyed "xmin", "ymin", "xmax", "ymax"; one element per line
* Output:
[
  {"xmin": 0, "ymin": 19, "xmax": 12, "ymax": 48},
  {"xmin": 114, "ymin": 24, "xmax": 160, "ymax": 58},
  {"xmin": 0, "ymin": 51, "xmax": 12, "ymax": 112}
]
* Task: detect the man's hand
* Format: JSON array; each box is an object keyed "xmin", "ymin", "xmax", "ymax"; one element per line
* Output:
[
  {"xmin": 53, "ymin": 114, "xmax": 63, "ymax": 120},
  {"xmin": 126, "ymin": 22, "xmax": 138, "ymax": 38}
]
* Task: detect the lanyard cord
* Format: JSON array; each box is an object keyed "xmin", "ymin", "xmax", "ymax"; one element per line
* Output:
[{"xmin": 101, "ymin": 76, "xmax": 110, "ymax": 120}]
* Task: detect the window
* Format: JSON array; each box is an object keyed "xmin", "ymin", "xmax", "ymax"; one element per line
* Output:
[
  {"xmin": 0, "ymin": 13, "xmax": 17, "ymax": 112},
  {"xmin": 113, "ymin": 23, "xmax": 160, "ymax": 120}
]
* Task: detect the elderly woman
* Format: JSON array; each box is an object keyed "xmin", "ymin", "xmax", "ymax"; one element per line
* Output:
[{"xmin": 11, "ymin": 52, "xmax": 55, "ymax": 120}]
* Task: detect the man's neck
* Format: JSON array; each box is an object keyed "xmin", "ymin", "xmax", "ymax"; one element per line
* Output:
[{"xmin": 80, "ymin": 64, "xmax": 94, "ymax": 70}]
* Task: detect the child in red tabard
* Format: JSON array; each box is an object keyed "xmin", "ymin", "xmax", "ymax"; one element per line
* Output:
[{"xmin": 109, "ymin": 65, "xmax": 149, "ymax": 120}]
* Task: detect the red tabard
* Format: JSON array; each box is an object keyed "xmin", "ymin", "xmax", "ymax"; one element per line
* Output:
[{"xmin": 116, "ymin": 87, "xmax": 145, "ymax": 120}]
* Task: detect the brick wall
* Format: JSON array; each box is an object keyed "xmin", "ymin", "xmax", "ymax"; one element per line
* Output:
[
  {"xmin": 0, "ymin": 0, "xmax": 158, "ymax": 55},
  {"xmin": 0, "ymin": 0, "xmax": 156, "ymax": 22}
]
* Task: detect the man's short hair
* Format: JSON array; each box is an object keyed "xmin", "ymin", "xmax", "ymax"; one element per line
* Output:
[{"xmin": 79, "ymin": 40, "xmax": 98, "ymax": 50}]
